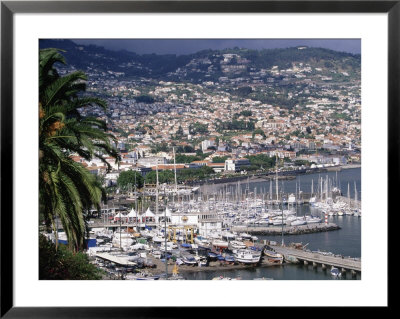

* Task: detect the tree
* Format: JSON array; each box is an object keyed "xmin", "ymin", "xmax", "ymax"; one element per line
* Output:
[
  {"xmin": 39, "ymin": 48, "xmax": 120, "ymax": 251},
  {"xmin": 212, "ymin": 156, "xmax": 228, "ymax": 163},
  {"xmin": 145, "ymin": 170, "xmax": 174, "ymax": 184},
  {"xmin": 117, "ymin": 170, "xmax": 144, "ymax": 190},
  {"xmin": 39, "ymin": 234, "xmax": 103, "ymax": 280}
]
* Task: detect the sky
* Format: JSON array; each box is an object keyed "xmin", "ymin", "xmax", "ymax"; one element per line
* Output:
[{"xmin": 72, "ymin": 39, "xmax": 361, "ymax": 55}]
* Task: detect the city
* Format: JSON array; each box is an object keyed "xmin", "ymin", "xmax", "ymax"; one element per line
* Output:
[{"xmin": 38, "ymin": 39, "xmax": 361, "ymax": 281}]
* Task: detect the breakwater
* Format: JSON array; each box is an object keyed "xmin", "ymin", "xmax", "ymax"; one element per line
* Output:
[{"xmin": 232, "ymin": 223, "xmax": 340, "ymax": 236}]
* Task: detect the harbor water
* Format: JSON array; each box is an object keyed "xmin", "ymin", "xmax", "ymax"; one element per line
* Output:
[{"xmin": 187, "ymin": 167, "xmax": 361, "ymax": 280}]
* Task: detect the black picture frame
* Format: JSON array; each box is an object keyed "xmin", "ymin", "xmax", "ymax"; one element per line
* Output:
[{"xmin": 1, "ymin": 0, "xmax": 394, "ymax": 317}]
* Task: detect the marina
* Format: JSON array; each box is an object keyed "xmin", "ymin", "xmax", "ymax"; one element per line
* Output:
[{"xmin": 45, "ymin": 167, "xmax": 361, "ymax": 280}]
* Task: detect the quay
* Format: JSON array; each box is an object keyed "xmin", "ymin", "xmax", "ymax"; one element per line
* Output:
[
  {"xmin": 273, "ymin": 245, "xmax": 361, "ymax": 275},
  {"xmin": 232, "ymin": 223, "xmax": 340, "ymax": 236},
  {"xmin": 87, "ymin": 221, "xmax": 340, "ymax": 236}
]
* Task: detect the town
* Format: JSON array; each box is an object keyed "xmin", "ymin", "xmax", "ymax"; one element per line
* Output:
[
  {"xmin": 43, "ymin": 40, "xmax": 361, "ymax": 186},
  {"xmin": 39, "ymin": 40, "xmax": 362, "ymax": 281}
]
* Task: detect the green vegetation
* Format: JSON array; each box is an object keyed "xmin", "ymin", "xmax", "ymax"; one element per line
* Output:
[
  {"xmin": 212, "ymin": 156, "xmax": 229, "ymax": 163},
  {"xmin": 235, "ymin": 86, "xmax": 253, "ymax": 97},
  {"xmin": 189, "ymin": 122, "xmax": 209, "ymax": 134},
  {"xmin": 175, "ymin": 145, "xmax": 195, "ymax": 153},
  {"xmin": 117, "ymin": 170, "xmax": 144, "ymax": 190},
  {"xmin": 252, "ymin": 128, "xmax": 266, "ymax": 139},
  {"xmin": 150, "ymin": 142, "xmax": 170, "ymax": 154},
  {"xmin": 39, "ymin": 48, "xmax": 120, "ymax": 251},
  {"xmin": 145, "ymin": 170, "xmax": 175, "ymax": 184},
  {"xmin": 174, "ymin": 154, "xmax": 203, "ymax": 163},
  {"xmin": 331, "ymin": 112, "xmax": 352, "ymax": 121},
  {"xmin": 135, "ymin": 95, "xmax": 155, "ymax": 103},
  {"xmin": 177, "ymin": 166, "xmax": 215, "ymax": 182},
  {"xmin": 216, "ymin": 119, "xmax": 255, "ymax": 131},
  {"xmin": 39, "ymin": 234, "xmax": 104, "ymax": 280},
  {"xmin": 245, "ymin": 154, "xmax": 276, "ymax": 170}
]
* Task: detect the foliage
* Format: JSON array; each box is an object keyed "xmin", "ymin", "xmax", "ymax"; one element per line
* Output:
[
  {"xmin": 39, "ymin": 234, "xmax": 103, "ymax": 280},
  {"xmin": 145, "ymin": 170, "xmax": 175, "ymax": 184},
  {"xmin": 216, "ymin": 119, "xmax": 255, "ymax": 131},
  {"xmin": 150, "ymin": 142, "xmax": 170, "ymax": 154},
  {"xmin": 135, "ymin": 95, "xmax": 155, "ymax": 103},
  {"xmin": 175, "ymin": 145, "xmax": 195, "ymax": 153},
  {"xmin": 177, "ymin": 166, "xmax": 215, "ymax": 182},
  {"xmin": 117, "ymin": 170, "xmax": 144, "ymax": 190},
  {"xmin": 189, "ymin": 122, "xmax": 209, "ymax": 135},
  {"xmin": 212, "ymin": 156, "xmax": 228, "ymax": 163},
  {"xmin": 245, "ymin": 154, "xmax": 276, "ymax": 169},
  {"xmin": 252, "ymin": 128, "xmax": 266, "ymax": 139},
  {"xmin": 174, "ymin": 154, "xmax": 202, "ymax": 163},
  {"xmin": 39, "ymin": 48, "xmax": 120, "ymax": 251},
  {"xmin": 235, "ymin": 86, "xmax": 253, "ymax": 97}
]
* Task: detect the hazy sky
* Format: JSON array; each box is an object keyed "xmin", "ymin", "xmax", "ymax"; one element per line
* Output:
[{"xmin": 72, "ymin": 39, "xmax": 361, "ymax": 55}]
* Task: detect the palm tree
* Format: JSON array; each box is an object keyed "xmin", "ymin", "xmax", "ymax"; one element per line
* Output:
[{"xmin": 39, "ymin": 48, "xmax": 120, "ymax": 251}]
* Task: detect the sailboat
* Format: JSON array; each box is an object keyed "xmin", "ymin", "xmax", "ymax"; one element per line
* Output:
[
  {"xmin": 309, "ymin": 179, "xmax": 317, "ymax": 206},
  {"xmin": 344, "ymin": 183, "xmax": 353, "ymax": 215},
  {"xmin": 353, "ymin": 181, "xmax": 361, "ymax": 217}
]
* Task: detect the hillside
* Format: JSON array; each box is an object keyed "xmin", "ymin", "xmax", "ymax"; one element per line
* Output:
[{"xmin": 39, "ymin": 39, "xmax": 360, "ymax": 83}]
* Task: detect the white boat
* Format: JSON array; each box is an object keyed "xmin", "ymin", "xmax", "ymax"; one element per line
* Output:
[
  {"xmin": 160, "ymin": 241, "xmax": 177, "ymax": 252},
  {"xmin": 272, "ymin": 219, "xmax": 286, "ymax": 226},
  {"xmin": 221, "ymin": 230, "xmax": 236, "ymax": 240},
  {"xmin": 306, "ymin": 216, "xmax": 321, "ymax": 224},
  {"xmin": 239, "ymin": 232, "xmax": 252, "ymax": 240},
  {"xmin": 152, "ymin": 234, "xmax": 165, "ymax": 243},
  {"xmin": 212, "ymin": 239, "xmax": 229, "ymax": 248},
  {"xmin": 125, "ymin": 272, "xmax": 160, "ymax": 280},
  {"xmin": 194, "ymin": 236, "xmax": 211, "ymax": 246},
  {"xmin": 229, "ymin": 240, "xmax": 247, "ymax": 249},
  {"xmin": 112, "ymin": 231, "xmax": 134, "ymax": 250},
  {"xmin": 263, "ymin": 248, "xmax": 284, "ymax": 264},
  {"xmin": 290, "ymin": 219, "xmax": 307, "ymax": 226},
  {"xmin": 330, "ymin": 266, "xmax": 341, "ymax": 277},
  {"xmin": 180, "ymin": 253, "xmax": 198, "ymax": 266},
  {"xmin": 234, "ymin": 249, "xmax": 261, "ymax": 264}
]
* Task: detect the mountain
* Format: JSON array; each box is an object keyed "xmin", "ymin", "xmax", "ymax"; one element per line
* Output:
[{"xmin": 39, "ymin": 39, "xmax": 360, "ymax": 83}]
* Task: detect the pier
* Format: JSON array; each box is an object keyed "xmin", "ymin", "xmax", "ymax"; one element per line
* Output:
[
  {"xmin": 232, "ymin": 223, "xmax": 340, "ymax": 235},
  {"xmin": 272, "ymin": 245, "xmax": 361, "ymax": 275}
]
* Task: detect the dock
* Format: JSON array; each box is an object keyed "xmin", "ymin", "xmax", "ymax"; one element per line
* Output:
[
  {"xmin": 272, "ymin": 245, "xmax": 361, "ymax": 275},
  {"xmin": 232, "ymin": 223, "xmax": 340, "ymax": 235}
]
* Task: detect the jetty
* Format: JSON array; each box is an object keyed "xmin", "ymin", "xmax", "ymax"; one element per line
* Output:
[
  {"xmin": 232, "ymin": 223, "xmax": 340, "ymax": 236},
  {"xmin": 273, "ymin": 245, "xmax": 361, "ymax": 275}
]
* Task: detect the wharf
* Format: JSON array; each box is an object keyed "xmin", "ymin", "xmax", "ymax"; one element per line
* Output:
[
  {"xmin": 149, "ymin": 255, "xmax": 283, "ymax": 276},
  {"xmin": 232, "ymin": 223, "xmax": 340, "ymax": 235},
  {"xmin": 273, "ymin": 245, "xmax": 361, "ymax": 274}
]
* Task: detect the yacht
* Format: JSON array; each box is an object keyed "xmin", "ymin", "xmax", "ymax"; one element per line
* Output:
[
  {"xmin": 229, "ymin": 240, "xmax": 247, "ymax": 249},
  {"xmin": 290, "ymin": 219, "xmax": 307, "ymax": 226},
  {"xmin": 212, "ymin": 239, "xmax": 229, "ymax": 249},
  {"xmin": 112, "ymin": 231, "xmax": 134, "ymax": 250},
  {"xmin": 263, "ymin": 247, "xmax": 284, "ymax": 264},
  {"xmin": 234, "ymin": 249, "xmax": 261, "ymax": 264},
  {"xmin": 330, "ymin": 266, "xmax": 341, "ymax": 277}
]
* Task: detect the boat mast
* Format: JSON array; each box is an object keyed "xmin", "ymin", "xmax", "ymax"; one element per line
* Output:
[
  {"xmin": 173, "ymin": 146, "xmax": 178, "ymax": 193},
  {"xmin": 354, "ymin": 181, "xmax": 358, "ymax": 209},
  {"xmin": 347, "ymin": 182, "xmax": 351, "ymax": 208},
  {"xmin": 311, "ymin": 179, "xmax": 314, "ymax": 197},
  {"xmin": 135, "ymin": 173, "xmax": 138, "ymax": 231},
  {"xmin": 156, "ymin": 163, "xmax": 159, "ymax": 222},
  {"xmin": 275, "ymin": 154, "xmax": 279, "ymax": 202}
]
